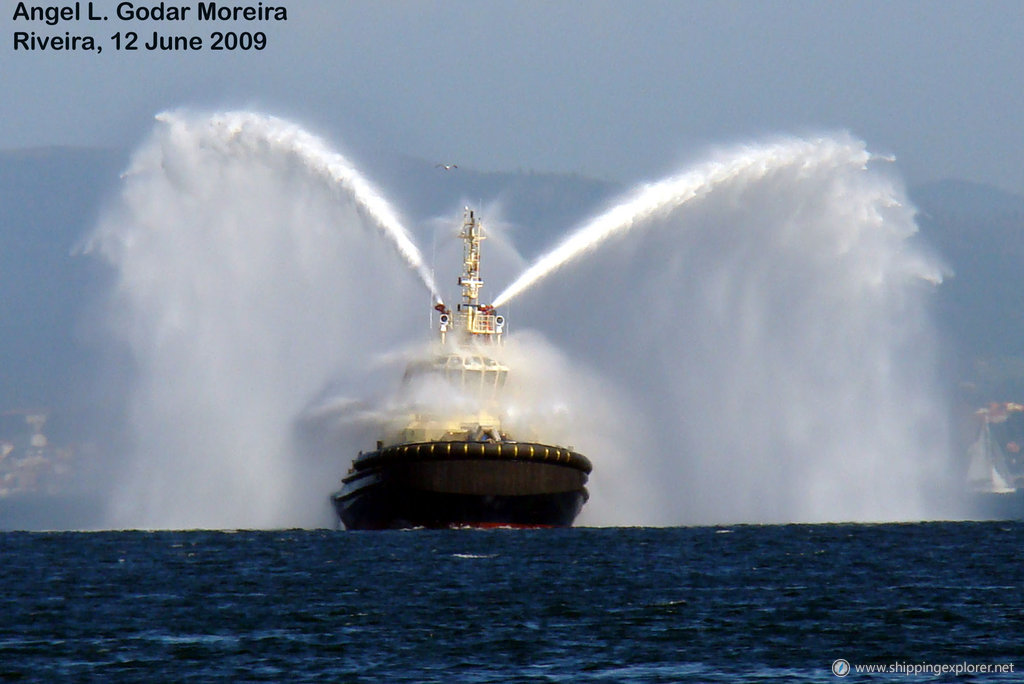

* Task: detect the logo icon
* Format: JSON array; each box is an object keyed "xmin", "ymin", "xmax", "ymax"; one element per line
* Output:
[{"xmin": 832, "ymin": 659, "xmax": 851, "ymax": 677}]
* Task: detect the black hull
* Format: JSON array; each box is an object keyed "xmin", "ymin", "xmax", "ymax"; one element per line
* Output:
[{"xmin": 332, "ymin": 442, "xmax": 591, "ymax": 530}]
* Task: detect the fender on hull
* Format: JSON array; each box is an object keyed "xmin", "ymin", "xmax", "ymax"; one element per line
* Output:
[{"xmin": 332, "ymin": 443, "xmax": 591, "ymax": 530}]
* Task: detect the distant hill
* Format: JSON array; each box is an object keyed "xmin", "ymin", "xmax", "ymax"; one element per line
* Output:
[
  {"xmin": 910, "ymin": 180, "xmax": 1024, "ymax": 400},
  {"xmin": 3, "ymin": 145, "xmax": 1024, "ymax": 427},
  {"xmin": 366, "ymin": 154, "xmax": 622, "ymax": 256},
  {"xmin": 0, "ymin": 147, "xmax": 123, "ymax": 419},
  {"xmin": 0, "ymin": 146, "xmax": 619, "ymax": 430},
  {"xmin": 913, "ymin": 179, "xmax": 1024, "ymax": 220}
]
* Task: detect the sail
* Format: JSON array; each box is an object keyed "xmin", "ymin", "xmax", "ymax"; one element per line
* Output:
[{"xmin": 967, "ymin": 423, "xmax": 1015, "ymax": 493}]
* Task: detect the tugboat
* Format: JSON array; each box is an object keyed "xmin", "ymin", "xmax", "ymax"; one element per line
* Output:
[{"xmin": 331, "ymin": 209, "xmax": 592, "ymax": 529}]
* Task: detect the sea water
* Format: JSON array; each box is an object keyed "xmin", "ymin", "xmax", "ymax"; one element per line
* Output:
[{"xmin": 1, "ymin": 523, "xmax": 1020, "ymax": 682}]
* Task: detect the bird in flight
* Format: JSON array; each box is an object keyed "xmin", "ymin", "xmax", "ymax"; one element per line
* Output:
[{"xmin": 435, "ymin": 163, "xmax": 458, "ymax": 170}]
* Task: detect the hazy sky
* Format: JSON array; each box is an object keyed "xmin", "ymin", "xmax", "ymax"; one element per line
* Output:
[{"xmin": 3, "ymin": 0, "xmax": 1023, "ymax": 192}]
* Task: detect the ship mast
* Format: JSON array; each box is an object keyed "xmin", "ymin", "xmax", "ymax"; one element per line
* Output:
[
  {"xmin": 436, "ymin": 208, "xmax": 503, "ymax": 344},
  {"xmin": 460, "ymin": 208, "xmax": 484, "ymax": 306}
]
